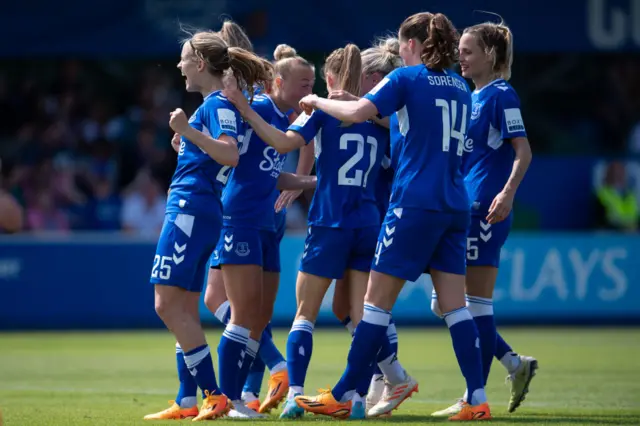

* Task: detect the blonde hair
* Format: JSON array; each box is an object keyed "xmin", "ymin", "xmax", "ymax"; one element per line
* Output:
[
  {"xmin": 361, "ymin": 37, "xmax": 404, "ymax": 77},
  {"xmin": 463, "ymin": 20, "xmax": 514, "ymax": 80},
  {"xmin": 219, "ymin": 20, "xmax": 253, "ymax": 52},
  {"xmin": 186, "ymin": 31, "xmax": 273, "ymax": 99},
  {"xmin": 399, "ymin": 12, "xmax": 459, "ymax": 70},
  {"xmin": 323, "ymin": 44, "xmax": 362, "ymax": 95},
  {"xmin": 272, "ymin": 44, "xmax": 315, "ymax": 78}
]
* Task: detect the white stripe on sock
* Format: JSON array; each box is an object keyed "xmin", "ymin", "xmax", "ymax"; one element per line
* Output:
[
  {"xmin": 214, "ymin": 300, "xmax": 231, "ymax": 324},
  {"xmin": 183, "ymin": 345, "xmax": 210, "ymax": 369},
  {"xmin": 290, "ymin": 319, "xmax": 314, "ymax": 333},
  {"xmin": 466, "ymin": 296, "xmax": 494, "ymax": 317},
  {"xmin": 443, "ymin": 307, "xmax": 473, "ymax": 328},
  {"xmin": 223, "ymin": 323, "xmax": 250, "ymax": 345}
]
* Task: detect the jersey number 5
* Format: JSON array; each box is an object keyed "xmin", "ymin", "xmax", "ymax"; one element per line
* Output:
[
  {"xmin": 338, "ymin": 133, "xmax": 378, "ymax": 187},
  {"xmin": 436, "ymin": 98, "xmax": 467, "ymax": 156}
]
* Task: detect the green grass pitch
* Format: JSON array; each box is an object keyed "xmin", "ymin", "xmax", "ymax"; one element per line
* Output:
[{"xmin": 1, "ymin": 328, "xmax": 639, "ymax": 425}]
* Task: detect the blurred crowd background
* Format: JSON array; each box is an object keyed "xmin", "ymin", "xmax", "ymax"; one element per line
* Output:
[{"xmin": 1, "ymin": 0, "xmax": 639, "ymax": 235}]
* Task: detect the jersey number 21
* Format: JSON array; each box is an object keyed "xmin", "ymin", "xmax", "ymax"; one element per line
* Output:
[
  {"xmin": 436, "ymin": 98, "xmax": 467, "ymax": 156},
  {"xmin": 338, "ymin": 133, "xmax": 378, "ymax": 187}
]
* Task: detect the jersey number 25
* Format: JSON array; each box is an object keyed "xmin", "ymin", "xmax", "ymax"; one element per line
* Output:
[{"xmin": 436, "ymin": 98, "xmax": 467, "ymax": 156}]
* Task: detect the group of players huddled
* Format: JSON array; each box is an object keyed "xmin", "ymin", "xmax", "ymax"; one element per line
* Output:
[{"xmin": 144, "ymin": 9, "xmax": 536, "ymax": 422}]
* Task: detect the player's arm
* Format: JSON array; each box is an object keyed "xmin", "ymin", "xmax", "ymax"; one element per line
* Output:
[
  {"xmin": 328, "ymin": 90, "xmax": 390, "ymax": 128},
  {"xmin": 487, "ymin": 91, "xmax": 532, "ymax": 224},
  {"xmin": 276, "ymin": 172, "xmax": 317, "ymax": 191},
  {"xmin": 169, "ymin": 108, "xmax": 239, "ymax": 167},
  {"xmin": 503, "ymin": 137, "xmax": 532, "ymax": 197},
  {"xmin": 303, "ymin": 70, "xmax": 405, "ymax": 124},
  {"xmin": 301, "ymin": 96, "xmax": 377, "ymax": 124},
  {"xmin": 242, "ymin": 107, "xmax": 305, "ymax": 154},
  {"xmin": 495, "ymin": 92, "xmax": 532, "ymax": 197},
  {"xmin": 182, "ymin": 128, "xmax": 239, "ymax": 167}
]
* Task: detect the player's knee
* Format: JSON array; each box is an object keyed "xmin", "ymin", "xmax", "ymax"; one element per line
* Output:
[
  {"xmin": 154, "ymin": 295, "xmax": 181, "ymax": 323},
  {"xmin": 203, "ymin": 288, "xmax": 227, "ymax": 316}
]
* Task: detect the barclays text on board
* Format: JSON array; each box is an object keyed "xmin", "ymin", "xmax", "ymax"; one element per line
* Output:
[{"xmin": 0, "ymin": 233, "xmax": 638, "ymax": 330}]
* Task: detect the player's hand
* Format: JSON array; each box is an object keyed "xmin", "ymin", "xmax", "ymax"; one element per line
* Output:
[
  {"xmin": 171, "ymin": 132, "xmax": 181, "ymax": 153},
  {"xmin": 299, "ymin": 94, "xmax": 319, "ymax": 115},
  {"xmin": 275, "ymin": 189, "xmax": 302, "ymax": 212},
  {"xmin": 486, "ymin": 190, "xmax": 514, "ymax": 224},
  {"xmin": 169, "ymin": 109, "xmax": 190, "ymax": 135},
  {"xmin": 222, "ymin": 73, "xmax": 251, "ymax": 115},
  {"xmin": 328, "ymin": 90, "xmax": 359, "ymax": 102}
]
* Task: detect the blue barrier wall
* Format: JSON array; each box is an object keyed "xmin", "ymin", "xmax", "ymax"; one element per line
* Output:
[
  {"xmin": 1, "ymin": 0, "xmax": 639, "ymax": 55},
  {"xmin": 0, "ymin": 233, "xmax": 638, "ymax": 329}
]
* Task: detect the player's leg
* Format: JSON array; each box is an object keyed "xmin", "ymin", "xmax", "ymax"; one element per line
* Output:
[
  {"xmin": 281, "ymin": 226, "xmax": 348, "ymax": 418},
  {"xmin": 352, "ymin": 224, "xmax": 414, "ymax": 418},
  {"xmin": 147, "ymin": 213, "xmax": 230, "ymax": 421},
  {"xmin": 145, "ymin": 290, "xmax": 201, "ymax": 420},
  {"xmin": 466, "ymin": 216, "xmax": 537, "ymax": 413},
  {"xmin": 217, "ymin": 227, "xmax": 266, "ymax": 418},
  {"xmin": 333, "ymin": 278, "xmax": 354, "ymax": 334},
  {"xmin": 203, "ymin": 267, "xmax": 230, "ymax": 326},
  {"xmin": 430, "ymin": 211, "xmax": 491, "ymax": 421},
  {"xmin": 295, "ymin": 209, "xmax": 428, "ymax": 418},
  {"xmin": 256, "ymin": 230, "xmax": 289, "ymax": 414}
]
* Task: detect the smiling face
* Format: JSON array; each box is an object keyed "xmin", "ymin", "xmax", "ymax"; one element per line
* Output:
[
  {"xmin": 458, "ymin": 33, "xmax": 492, "ymax": 80},
  {"xmin": 177, "ymin": 42, "xmax": 205, "ymax": 93},
  {"xmin": 277, "ymin": 62, "xmax": 315, "ymax": 112}
]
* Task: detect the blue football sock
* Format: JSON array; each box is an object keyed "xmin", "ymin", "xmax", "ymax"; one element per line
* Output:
[
  {"xmin": 444, "ymin": 307, "xmax": 486, "ymax": 406},
  {"xmin": 259, "ymin": 323, "xmax": 286, "ymax": 371},
  {"xmin": 218, "ymin": 323, "xmax": 250, "ymax": 401},
  {"xmin": 467, "ymin": 296, "xmax": 497, "ymax": 386},
  {"xmin": 243, "ymin": 349, "xmax": 266, "ymax": 396},
  {"xmin": 183, "ymin": 344, "xmax": 220, "ymax": 396},
  {"xmin": 332, "ymin": 304, "xmax": 390, "ymax": 402},
  {"xmin": 286, "ymin": 319, "xmax": 314, "ymax": 393},
  {"xmin": 496, "ymin": 332, "xmax": 513, "ymax": 359},
  {"xmin": 236, "ymin": 338, "xmax": 259, "ymax": 398},
  {"xmin": 175, "ymin": 343, "xmax": 198, "ymax": 408}
]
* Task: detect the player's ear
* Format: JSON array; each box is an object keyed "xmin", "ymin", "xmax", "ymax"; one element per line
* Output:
[
  {"xmin": 371, "ymin": 72, "xmax": 383, "ymax": 86},
  {"xmin": 197, "ymin": 57, "xmax": 206, "ymax": 72},
  {"xmin": 275, "ymin": 76, "xmax": 284, "ymax": 89},
  {"xmin": 326, "ymin": 73, "xmax": 335, "ymax": 89}
]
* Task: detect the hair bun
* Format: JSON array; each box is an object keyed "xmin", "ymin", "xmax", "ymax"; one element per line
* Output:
[
  {"xmin": 274, "ymin": 44, "xmax": 297, "ymax": 61},
  {"xmin": 380, "ymin": 37, "xmax": 400, "ymax": 55}
]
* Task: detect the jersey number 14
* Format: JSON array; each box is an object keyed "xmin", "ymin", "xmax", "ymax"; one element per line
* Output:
[{"xmin": 436, "ymin": 98, "xmax": 467, "ymax": 156}]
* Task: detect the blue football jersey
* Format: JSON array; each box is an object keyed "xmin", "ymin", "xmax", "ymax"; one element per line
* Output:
[
  {"xmin": 364, "ymin": 65, "xmax": 471, "ymax": 213},
  {"xmin": 289, "ymin": 110, "xmax": 389, "ymax": 228},
  {"xmin": 222, "ymin": 94, "xmax": 289, "ymax": 230},
  {"xmin": 167, "ymin": 91, "xmax": 243, "ymax": 218},
  {"xmin": 462, "ymin": 79, "xmax": 527, "ymax": 215},
  {"xmin": 374, "ymin": 142, "xmax": 394, "ymax": 216}
]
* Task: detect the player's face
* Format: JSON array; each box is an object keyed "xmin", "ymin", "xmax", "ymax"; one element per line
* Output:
[
  {"xmin": 177, "ymin": 43, "xmax": 203, "ymax": 93},
  {"xmin": 459, "ymin": 33, "xmax": 490, "ymax": 79},
  {"xmin": 280, "ymin": 65, "xmax": 315, "ymax": 112},
  {"xmin": 399, "ymin": 36, "xmax": 420, "ymax": 66}
]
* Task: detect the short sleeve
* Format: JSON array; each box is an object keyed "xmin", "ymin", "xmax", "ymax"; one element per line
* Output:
[
  {"xmin": 201, "ymin": 98, "xmax": 242, "ymax": 140},
  {"xmin": 492, "ymin": 89, "xmax": 527, "ymax": 140},
  {"xmin": 363, "ymin": 68, "xmax": 406, "ymax": 118},
  {"xmin": 288, "ymin": 110, "xmax": 325, "ymax": 145}
]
